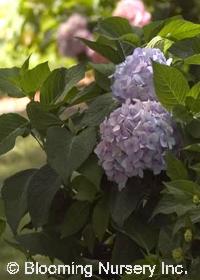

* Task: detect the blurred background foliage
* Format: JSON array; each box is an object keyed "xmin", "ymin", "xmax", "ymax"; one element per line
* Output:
[
  {"xmin": 0, "ymin": 0, "xmax": 200, "ymax": 69},
  {"xmin": 0, "ymin": 0, "xmax": 115, "ymax": 68}
]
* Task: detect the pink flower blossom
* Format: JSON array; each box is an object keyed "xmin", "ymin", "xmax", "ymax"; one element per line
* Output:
[{"xmin": 113, "ymin": 0, "xmax": 151, "ymax": 27}]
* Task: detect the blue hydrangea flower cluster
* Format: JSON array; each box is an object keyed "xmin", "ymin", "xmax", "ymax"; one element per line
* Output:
[
  {"xmin": 95, "ymin": 47, "xmax": 177, "ymax": 189},
  {"xmin": 111, "ymin": 47, "xmax": 172, "ymax": 102},
  {"xmin": 95, "ymin": 99, "xmax": 177, "ymax": 190}
]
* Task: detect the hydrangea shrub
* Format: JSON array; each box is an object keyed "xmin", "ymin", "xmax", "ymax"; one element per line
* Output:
[{"xmin": 0, "ymin": 16, "xmax": 200, "ymax": 280}]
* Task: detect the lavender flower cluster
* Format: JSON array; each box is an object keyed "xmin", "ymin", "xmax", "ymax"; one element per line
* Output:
[
  {"xmin": 111, "ymin": 47, "xmax": 172, "ymax": 102},
  {"xmin": 95, "ymin": 99, "xmax": 176, "ymax": 189},
  {"xmin": 57, "ymin": 14, "xmax": 91, "ymax": 57},
  {"xmin": 95, "ymin": 47, "xmax": 177, "ymax": 189},
  {"xmin": 57, "ymin": 13, "xmax": 107, "ymax": 62}
]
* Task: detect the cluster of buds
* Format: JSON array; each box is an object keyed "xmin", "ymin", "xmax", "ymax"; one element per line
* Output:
[
  {"xmin": 184, "ymin": 229, "xmax": 193, "ymax": 243},
  {"xmin": 172, "ymin": 248, "xmax": 184, "ymax": 263},
  {"xmin": 192, "ymin": 194, "xmax": 200, "ymax": 205}
]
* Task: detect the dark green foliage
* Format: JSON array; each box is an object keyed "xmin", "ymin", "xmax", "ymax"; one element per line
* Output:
[
  {"xmin": 27, "ymin": 165, "xmax": 62, "ymax": 227},
  {"xmin": 2, "ymin": 169, "xmax": 37, "ymax": 233},
  {"xmin": 46, "ymin": 126, "xmax": 97, "ymax": 183},
  {"xmin": 153, "ymin": 62, "xmax": 189, "ymax": 110},
  {"xmin": 0, "ymin": 113, "xmax": 29, "ymax": 155}
]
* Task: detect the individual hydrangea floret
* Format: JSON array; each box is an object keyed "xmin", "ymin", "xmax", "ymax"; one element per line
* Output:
[
  {"xmin": 95, "ymin": 99, "xmax": 177, "ymax": 190},
  {"xmin": 113, "ymin": 0, "xmax": 151, "ymax": 27},
  {"xmin": 57, "ymin": 13, "xmax": 92, "ymax": 57},
  {"xmin": 111, "ymin": 47, "xmax": 172, "ymax": 102}
]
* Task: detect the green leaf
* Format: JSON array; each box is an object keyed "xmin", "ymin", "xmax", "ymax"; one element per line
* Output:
[
  {"xmin": 153, "ymin": 62, "xmax": 189, "ymax": 109},
  {"xmin": 111, "ymin": 233, "xmax": 141, "ymax": 265},
  {"xmin": 97, "ymin": 17, "xmax": 134, "ymax": 38},
  {"xmin": 147, "ymin": 36, "xmax": 173, "ymax": 52},
  {"xmin": 123, "ymin": 215, "xmax": 158, "ymax": 251},
  {"xmin": 90, "ymin": 63, "xmax": 115, "ymax": 92},
  {"xmin": 96, "ymin": 33, "xmax": 134, "ymax": 59},
  {"xmin": 27, "ymin": 165, "xmax": 61, "ymax": 227},
  {"xmin": 60, "ymin": 64, "xmax": 86, "ymax": 102},
  {"xmin": 71, "ymin": 175, "xmax": 97, "ymax": 202},
  {"xmin": 46, "ymin": 127, "xmax": 97, "ymax": 183},
  {"xmin": 61, "ymin": 201, "xmax": 89, "ymax": 238},
  {"xmin": 93, "ymin": 196, "xmax": 110, "ymax": 241},
  {"xmin": 82, "ymin": 224, "xmax": 95, "ymax": 254},
  {"xmin": 158, "ymin": 227, "xmax": 177, "ymax": 257},
  {"xmin": 166, "ymin": 152, "xmax": 188, "ymax": 180},
  {"xmin": 165, "ymin": 180, "xmax": 200, "ymax": 196},
  {"xmin": 20, "ymin": 62, "xmax": 50, "ymax": 96},
  {"xmin": 20, "ymin": 55, "xmax": 31, "ymax": 75},
  {"xmin": 187, "ymin": 119, "xmax": 200, "ymax": 139},
  {"xmin": 153, "ymin": 195, "xmax": 182, "ymax": 217},
  {"xmin": 173, "ymin": 210, "xmax": 200, "ymax": 235},
  {"xmin": 69, "ymin": 82, "xmax": 102, "ymax": 106},
  {"xmin": 97, "ymin": 34, "xmax": 128, "ymax": 61},
  {"xmin": 184, "ymin": 143, "xmax": 200, "ymax": 152},
  {"xmin": 1, "ymin": 169, "xmax": 37, "ymax": 233},
  {"xmin": 169, "ymin": 36, "xmax": 200, "ymax": 59},
  {"xmin": 80, "ymin": 38, "xmax": 122, "ymax": 64},
  {"xmin": 0, "ymin": 218, "xmax": 6, "ymax": 237},
  {"xmin": 0, "ymin": 67, "xmax": 25, "ymax": 97},
  {"xmin": 187, "ymin": 82, "xmax": 200, "ymax": 99},
  {"xmin": 81, "ymin": 93, "xmax": 117, "ymax": 127},
  {"xmin": 96, "ymin": 34, "xmax": 117, "ymax": 49},
  {"xmin": 78, "ymin": 154, "xmax": 103, "ymax": 189},
  {"xmin": 185, "ymin": 54, "xmax": 200, "ymax": 65},
  {"xmin": 153, "ymin": 180, "xmax": 200, "ymax": 218},
  {"xmin": 190, "ymin": 259, "xmax": 200, "ymax": 280},
  {"xmin": 116, "ymin": 33, "xmax": 140, "ymax": 46},
  {"xmin": 186, "ymin": 83, "xmax": 200, "ymax": 114},
  {"xmin": 0, "ymin": 198, "xmax": 5, "ymax": 218},
  {"xmin": 16, "ymin": 232, "xmax": 80, "ymax": 263},
  {"xmin": 0, "ymin": 113, "xmax": 28, "ymax": 156},
  {"xmin": 159, "ymin": 19, "xmax": 200, "ymax": 40},
  {"xmin": 172, "ymin": 104, "xmax": 193, "ymax": 123},
  {"xmin": 40, "ymin": 68, "xmax": 68, "ymax": 105},
  {"xmin": 27, "ymin": 101, "xmax": 62, "ymax": 134},
  {"xmin": 152, "ymin": 195, "xmax": 194, "ymax": 218},
  {"xmin": 190, "ymin": 163, "xmax": 200, "ymax": 173},
  {"xmin": 110, "ymin": 182, "xmax": 141, "ymax": 227},
  {"xmin": 143, "ymin": 20, "xmax": 165, "ymax": 41},
  {"xmin": 186, "ymin": 97, "xmax": 200, "ymax": 114}
]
